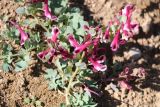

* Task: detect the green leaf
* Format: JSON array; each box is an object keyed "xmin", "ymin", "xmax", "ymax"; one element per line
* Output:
[
  {"xmin": 16, "ymin": 7, "xmax": 26, "ymax": 14},
  {"xmin": 88, "ymin": 28, "xmax": 96, "ymax": 36},
  {"xmin": 23, "ymin": 19, "xmax": 30, "ymax": 26},
  {"xmin": 79, "ymin": 20, "xmax": 89, "ymax": 27},
  {"xmin": 2, "ymin": 44, "xmax": 13, "ymax": 55},
  {"xmin": 61, "ymin": 0, "xmax": 68, "ymax": 7},
  {"xmin": 82, "ymin": 92, "xmax": 90, "ymax": 103},
  {"xmin": 75, "ymin": 62, "xmax": 87, "ymax": 70},
  {"xmin": 70, "ymin": 7, "xmax": 81, "ymax": 13},
  {"xmin": 24, "ymin": 40, "xmax": 32, "ymax": 49},
  {"xmin": 35, "ymin": 101, "xmax": 42, "ymax": 106},
  {"xmin": 110, "ymin": 25, "xmax": 116, "ymax": 33},
  {"xmin": 70, "ymin": 13, "xmax": 81, "ymax": 29},
  {"xmin": 34, "ymin": 32, "xmax": 41, "ymax": 43},
  {"xmin": 44, "ymin": 32, "xmax": 52, "ymax": 38},
  {"xmin": 2, "ymin": 63, "xmax": 11, "ymax": 72},
  {"xmin": 24, "ymin": 98, "xmax": 31, "ymax": 104},
  {"xmin": 76, "ymin": 28, "xmax": 85, "ymax": 36},
  {"xmin": 64, "ymin": 26, "xmax": 73, "ymax": 35},
  {"xmin": 14, "ymin": 0, "xmax": 23, "ymax": 2},
  {"xmin": 60, "ymin": 103, "xmax": 66, "ymax": 107},
  {"xmin": 45, "ymin": 68, "xmax": 63, "ymax": 90},
  {"xmin": 15, "ymin": 60, "xmax": 28, "ymax": 72},
  {"xmin": 45, "ymin": 69, "xmax": 57, "ymax": 79},
  {"xmin": 24, "ymin": 54, "xmax": 30, "ymax": 62},
  {"xmin": 120, "ymin": 15, "xmax": 127, "ymax": 23}
]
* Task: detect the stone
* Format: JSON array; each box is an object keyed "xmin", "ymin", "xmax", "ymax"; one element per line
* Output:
[{"xmin": 128, "ymin": 47, "xmax": 142, "ymax": 60}]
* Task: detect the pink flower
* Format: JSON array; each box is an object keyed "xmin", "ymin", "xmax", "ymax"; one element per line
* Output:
[
  {"xmin": 93, "ymin": 37, "xmax": 99, "ymax": 48},
  {"xmin": 84, "ymin": 34, "xmax": 91, "ymax": 42},
  {"xmin": 58, "ymin": 47, "xmax": 73, "ymax": 60},
  {"xmin": 120, "ymin": 4, "xmax": 139, "ymax": 40},
  {"xmin": 68, "ymin": 34, "xmax": 92, "ymax": 54},
  {"xmin": 122, "ymin": 4, "xmax": 134, "ymax": 19},
  {"xmin": 74, "ymin": 40, "xmax": 92, "ymax": 54},
  {"xmin": 88, "ymin": 55, "xmax": 107, "ymax": 72},
  {"xmin": 122, "ymin": 21, "xmax": 139, "ymax": 40},
  {"xmin": 51, "ymin": 26, "xmax": 60, "ymax": 42},
  {"xmin": 104, "ymin": 27, "xmax": 110, "ymax": 39},
  {"xmin": 130, "ymin": 23, "xmax": 139, "ymax": 35},
  {"xmin": 43, "ymin": 0, "xmax": 57, "ymax": 20},
  {"xmin": 10, "ymin": 21, "xmax": 29, "ymax": 46},
  {"xmin": 119, "ymin": 80, "xmax": 132, "ymax": 90},
  {"xmin": 37, "ymin": 48, "xmax": 56, "ymax": 64},
  {"xmin": 68, "ymin": 34, "xmax": 79, "ymax": 48},
  {"xmin": 84, "ymin": 85, "xmax": 100, "ymax": 97},
  {"xmin": 110, "ymin": 30, "xmax": 120, "ymax": 51}
]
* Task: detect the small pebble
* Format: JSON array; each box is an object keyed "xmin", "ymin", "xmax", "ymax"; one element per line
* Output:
[{"xmin": 128, "ymin": 47, "xmax": 142, "ymax": 60}]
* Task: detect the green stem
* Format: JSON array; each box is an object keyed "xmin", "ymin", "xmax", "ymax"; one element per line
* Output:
[
  {"xmin": 54, "ymin": 58, "xmax": 65, "ymax": 84},
  {"xmin": 33, "ymin": 15, "xmax": 49, "ymax": 32},
  {"xmin": 65, "ymin": 52, "xmax": 85, "ymax": 106}
]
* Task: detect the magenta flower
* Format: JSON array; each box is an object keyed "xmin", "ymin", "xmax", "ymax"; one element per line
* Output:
[
  {"xmin": 43, "ymin": 0, "xmax": 57, "ymax": 20},
  {"xmin": 95, "ymin": 55, "xmax": 106, "ymax": 63},
  {"xmin": 83, "ymin": 25, "xmax": 90, "ymax": 31},
  {"xmin": 120, "ymin": 4, "xmax": 139, "ymax": 40},
  {"xmin": 74, "ymin": 40, "xmax": 92, "ymax": 54},
  {"xmin": 37, "ymin": 49, "xmax": 50, "ymax": 59},
  {"xmin": 110, "ymin": 30, "xmax": 120, "ymax": 51},
  {"xmin": 51, "ymin": 26, "xmax": 60, "ymax": 42},
  {"xmin": 88, "ymin": 55, "xmax": 107, "ymax": 72},
  {"xmin": 122, "ymin": 20, "xmax": 139, "ymax": 40},
  {"xmin": 37, "ymin": 48, "xmax": 56, "ymax": 64},
  {"xmin": 68, "ymin": 34, "xmax": 92, "ymax": 54},
  {"xmin": 122, "ymin": 4, "xmax": 134, "ymax": 19},
  {"xmin": 92, "ymin": 37, "xmax": 100, "ymax": 49},
  {"xmin": 104, "ymin": 27, "xmax": 110, "ymax": 39},
  {"xmin": 68, "ymin": 34, "xmax": 79, "ymax": 48},
  {"xmin": 10, "ymin": 21, "xmax": 29, "ymax": 46},
  {"xmin": 58, "ymin": 47, "xmax": 73, "ymax": 60}
]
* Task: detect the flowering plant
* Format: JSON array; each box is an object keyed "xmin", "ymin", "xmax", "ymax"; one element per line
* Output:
[{"xmin": 0, "ymin": 0, "xmax": 145, "ymax": 106}]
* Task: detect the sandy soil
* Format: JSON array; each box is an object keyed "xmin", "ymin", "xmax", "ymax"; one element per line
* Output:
[{"xmin": 0, "ymin": 0, "xmax": 160, "ymax": 107}]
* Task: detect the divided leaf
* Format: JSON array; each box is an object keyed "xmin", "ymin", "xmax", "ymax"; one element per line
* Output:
[{"xmin": 16, "ymin": 6, "xmax": 26, "ymax": 14}]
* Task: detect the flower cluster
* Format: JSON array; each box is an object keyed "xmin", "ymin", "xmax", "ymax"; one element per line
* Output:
[
  {"xmin": 38, "ymin": 26, "xmax": 107, "ymax": 72},
  {"xmin": 5, "ymin": 2, "xmax": 142, "ymax": 106},
  {"xmin": 10, "ymin": 3, "xmax": 139, "ymax": 73},
  {"xmin": 118, "ymin": 67, "xmax": 146, "ymax": 90},
  {"xmin": 105, "ymin": 4, "xmax": 139, "ymax": 51}
]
